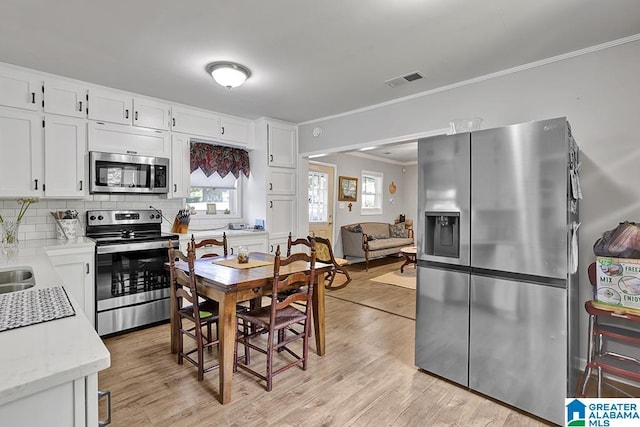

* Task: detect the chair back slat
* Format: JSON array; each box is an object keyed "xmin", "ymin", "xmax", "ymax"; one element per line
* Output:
[
  {"xmin": 287, "ymin": 232, "xmax": 314, "ymax": 256},
  {"xmin": 191, "ymin": 233, "xmax": 228, "ymax": 257},
  {"xmin": 271, "ymin": 245, "xmax": 316, "ymax": 315}
]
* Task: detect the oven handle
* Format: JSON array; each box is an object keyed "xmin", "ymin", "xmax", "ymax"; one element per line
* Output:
[{"xmin": 96, "ymin": 241, "xmax": 178, "ymax": 254}]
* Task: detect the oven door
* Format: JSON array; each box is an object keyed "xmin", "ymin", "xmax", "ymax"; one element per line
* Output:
[{"xmin": 95, "ymin": 241, "xmax": 173, "ymax": 335}]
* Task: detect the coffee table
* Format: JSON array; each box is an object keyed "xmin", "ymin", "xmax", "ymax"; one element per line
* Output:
[{"xmin": 400, "ymin": 246, "xmax": 417, "ymax": 273}]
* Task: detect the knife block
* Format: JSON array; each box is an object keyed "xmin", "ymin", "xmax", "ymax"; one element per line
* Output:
[{"xmin": 171, "ymin": 216, "xmax": 189, "ymax": 234}]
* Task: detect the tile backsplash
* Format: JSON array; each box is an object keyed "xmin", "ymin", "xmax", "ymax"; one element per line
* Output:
[{"xmin": 0, "ymin": 195, "xmax": 236, "ymax": 241}]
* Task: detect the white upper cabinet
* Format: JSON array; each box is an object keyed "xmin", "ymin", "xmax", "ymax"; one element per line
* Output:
[
  {"xmin": 0, "ymin": 107, "xmax": 43, "ymax": 197},
  {"xmin": 44, "ymin": 115, "xmax": 86, "ymax": 198},
  {"xmin": 267, "ymin": 121, "xmax": 297, "ymax": 168},
  {"xmin": 171, "ymin": 106, "xmax": 218, "ymax": 137},
  {"xmin": 170, "ymin": 133, "xmax": 190, "ymax": 198},
  {"xmin": 43, "ymin": 79, "xmax": 87, "ymax": 118},
  {"xmin": 88, "ymin": 121, "xmax": 169, "ymax": 157},
  {"xmin": 133, "ymin": 98, "xmax": 171, "ymax": 131},
  {"xmin": 88, "ymin": 88, "xmax": 132, "ymax": 125},
  {"xmin": 0, "ymin": 67, "xmax": 40, "ymax": 111},
  {"xmin": 218, "ymin": 115, "xmax": 250, "ymax": 146},
  {"xmin": 89, "ymin": 88, "xmax": 170, "ymax": 131}
]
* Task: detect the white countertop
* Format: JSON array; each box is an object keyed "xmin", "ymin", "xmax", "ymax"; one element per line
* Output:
[
  {"xmin": 174, "ymin": 228, "xmax": 268, "ymax": 241},
  {"xmin": 0, "ymin": 238, "xmax": 110, "ymax": 406}
]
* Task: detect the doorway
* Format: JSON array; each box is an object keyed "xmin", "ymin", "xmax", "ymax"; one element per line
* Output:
[{"xmin": 308, "ymin": 162, "xmax": 336, "ymax": 241}]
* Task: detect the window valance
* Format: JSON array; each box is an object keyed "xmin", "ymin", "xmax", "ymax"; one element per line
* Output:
[{"xmin": 190, "ymin": 142, "xmax": 250, "ymax": 178}]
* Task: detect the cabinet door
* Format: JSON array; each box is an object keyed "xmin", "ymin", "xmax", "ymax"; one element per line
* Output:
[
  {"xmin": 133, "ymin": 98, "xmax": 171, "ymax": 131},
  {"xmin": 44, "ymin": 115, "xmax": 86, "ymax": 198},
  {"xmin": 88, "ymin": 121, "xmax": 169, "ymax": 157},
  {"xmin": 88, "ymin": 88, "xmax": 132, "ymax": 125},
  {"xmin": 227, "ymin": 235, "xmax": 268, "ymax": 255},
  {"xmin": 218, "ymin": 115, "xmax": 250, "ymax": 146},
  {"xmin": 43, "ymin": 79, "xmax": 87, "ymax": 118},
  {"xmin": 266, "ymin": 196, "xmax": 296, "ymax": 239},
  {"xmin": 0, "ymin": 107, "xmax": 43, "ymax": 197},
  {"xmin": 49, "ymin": 252, "xmax": 95, "ymax": 328},
  {"xmin": 268, "ymin": 237, "xmax": 288, "ymax": 255},
  {"xmin": 170, "ymin": 133, "xmax": 190, "ymax": 198},
  {"xmin": 171, "ymin": 106, "xmax": 218, "ymax": 138},
  {"xmin": 0, "ymin": 67, "xmax": 40, "ymax": 111},
  {"xmin": 267, "ymin": 167, "xmax": 296, "ymax": 195},
  {"xmin": 267, "ymin": 122, "xmax": 297, "ymax": 168}
]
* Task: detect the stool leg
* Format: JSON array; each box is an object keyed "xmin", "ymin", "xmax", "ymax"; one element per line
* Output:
[
  {"xmin": 580, "ymin": 314, "xmax": 596, "ymax": 396},
  {"xmin": 597, "ymin": 366, "xmax": 603, "ymax": 398}
]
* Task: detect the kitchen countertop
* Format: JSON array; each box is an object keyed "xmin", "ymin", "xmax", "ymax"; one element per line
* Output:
[
  {"xmin": 173, "ymin": 228, "xmax": 268, "ymax": 241},
  {"xmin": 0, "ymin": 237, "xmax": 110, "ymax": 406}
]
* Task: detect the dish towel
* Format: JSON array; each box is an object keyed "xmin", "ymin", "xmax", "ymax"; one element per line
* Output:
[{"xmin": 0, "ymin": 286, "xmax": 75, "ymax": 333}]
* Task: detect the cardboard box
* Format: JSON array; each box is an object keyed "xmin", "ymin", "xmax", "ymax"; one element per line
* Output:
[{"xmin": 595, "ymin": 256, "xmax": 640, "ymax": 310}]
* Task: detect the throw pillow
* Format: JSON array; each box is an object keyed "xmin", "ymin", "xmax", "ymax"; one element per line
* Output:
[
  {"xmin": 390, "ymin": 222, "xmax": 408, "ymax": 238},
  {"xmin": 367, "ymin": 233, "xmax": 388, "ymax": 241},
  {"xmin": 346, "ymin": 224, "xmax": 363, "ymax": 233}
]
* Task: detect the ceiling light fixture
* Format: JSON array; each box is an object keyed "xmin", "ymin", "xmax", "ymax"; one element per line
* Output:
[{"xmin": 206, "ymin": 61, "xmax": 251, "ymax": 89}]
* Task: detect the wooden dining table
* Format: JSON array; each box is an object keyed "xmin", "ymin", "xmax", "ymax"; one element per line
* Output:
[{"xmin": 171, "ymin": 251, "xmax": 332, "ymax": 404}]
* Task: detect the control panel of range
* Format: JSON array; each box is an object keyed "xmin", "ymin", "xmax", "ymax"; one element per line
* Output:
[{"xmin": 87, "ymin": 210, "xmax": 163, "ymax": 226}]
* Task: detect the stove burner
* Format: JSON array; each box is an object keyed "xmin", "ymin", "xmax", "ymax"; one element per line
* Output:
[{"xmin": 121, "ymin": 230, "xmax": 135, "ymax": 239}]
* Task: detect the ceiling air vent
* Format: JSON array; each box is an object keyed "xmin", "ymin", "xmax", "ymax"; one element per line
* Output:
[{"xmin": 384, "ymin": 71, "xmax": 424, "ymax": 88}]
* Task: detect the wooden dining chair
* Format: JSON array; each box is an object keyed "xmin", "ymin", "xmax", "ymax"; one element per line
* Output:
[
  {"xmin": 191, "ymin": 233, "xmax": 228, "ymax": 258},
  {"xmin": 309, "ymin": 235, "xmax": 351, "ymax": 290},
  {"xmin": 168, "ymin": 242, "xmax": 220, "ymax": 381},
  {"xmin": 234, "ymin": 245, "xmax": 316, "ymax": 391},
  {"xmin": 287, "ymin": 232, "xmax": 313, "ymax": 256}
]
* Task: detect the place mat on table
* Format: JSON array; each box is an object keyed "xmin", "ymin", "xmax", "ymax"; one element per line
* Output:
[
  {"xmin": 212, "ymin": 258, "xmax": 273, "ymax": 269},
  {"xmin": 0, "ymin": 286, "xmax": 75, "ymax": 333}
]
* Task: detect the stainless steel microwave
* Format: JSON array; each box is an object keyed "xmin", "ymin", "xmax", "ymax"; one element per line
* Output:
[{"xmin": 90, "ymin": 152, "xmax": 170, "ymax": 194}]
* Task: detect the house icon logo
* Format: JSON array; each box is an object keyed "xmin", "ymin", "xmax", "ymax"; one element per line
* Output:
[{"xmin": 566, "ymin": 399, "xmax": 586, "ymax": 426}]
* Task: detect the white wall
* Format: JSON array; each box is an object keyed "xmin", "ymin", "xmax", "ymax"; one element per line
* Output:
[
  {"xmin": 313, "ymin": 153, "xmax": 411, "ymax": 257},
  {"xmin": 298, "ymin": 39, "xmax": 640, "ymax": 369}
]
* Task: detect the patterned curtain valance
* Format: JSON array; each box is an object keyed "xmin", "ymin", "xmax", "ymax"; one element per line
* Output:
[{"xmin": 190, "ymin": 142, "xmax": 250, "ymax": 178}]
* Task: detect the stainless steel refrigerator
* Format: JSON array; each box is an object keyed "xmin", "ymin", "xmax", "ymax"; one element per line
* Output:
[{"xmin": 415, "ymin": 117, "xmax": 580, "ymax": 425}]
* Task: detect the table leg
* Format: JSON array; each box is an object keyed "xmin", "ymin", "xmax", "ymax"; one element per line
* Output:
[
  {"xmin": 312, "ymin": 273, "xmax": 326, "ymax": 356},
  {"xmin": 218, "ymin": 291, "xmax": 237, "ymax": 404}
]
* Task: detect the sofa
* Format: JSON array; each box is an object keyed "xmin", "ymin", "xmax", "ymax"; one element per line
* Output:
[{"xmin": 341, "ymin": 222, "xmax": 414, "ymax": 270}]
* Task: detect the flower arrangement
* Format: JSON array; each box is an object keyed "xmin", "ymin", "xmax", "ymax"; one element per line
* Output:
[{"xmin": 1, "ymin": 198, "xmax": 38, "ymax": 247}]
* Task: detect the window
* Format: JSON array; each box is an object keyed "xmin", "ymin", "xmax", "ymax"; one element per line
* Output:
[
  {"xmin": 308, "ymin": 170, "xmax": 329, "ymax": 222},
  {"xmin": 361, "ymin": 170, "xmax": 383, "ymax": 215},
  {"xmin": 187, "ymin": 168, "xmax": 241, "ymax": 216}
]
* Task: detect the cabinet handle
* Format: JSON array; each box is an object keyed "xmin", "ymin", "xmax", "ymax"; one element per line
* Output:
[
  {"xmin": 270, "ymin": 154, "xmax": 274, "ymax": 163},
  {"xmin": 269, "ymin": 183, "xmax": 273, "ymax": 191},
  {"xmin": 125, "ymin": 109, "xmax": 129, "ymax": 119},
  {"xmin": 98, "ymin": 389, "xmax": 111, "ymax": 426},
  {"xmin": 172, "ymin": 118, "xmax": 176, "ymax": 127},
  {"xmin": 79, "ymin": 180, "xmax": 83, "ymax": 191},
  {"xmin": 126, "ymin": 150, "xmax": 137, "ymax": 154},
  {"xmin": 221, "ymin": 126, "xmax": 225, "ymax": 135},
  {"xmin": 85, "ymin": 262, "xmax": 90, "ymax": 274},
  {"xmin": 174, "ymin": 184, "xmax": 177, "ymax": 192},
  {"xmin": 34, "ymin": 179, "xmax": 38, "ymax": 190},
  {"xmin": 31, "ymin": 92, "xmax": 35, "ymax": 104},
  {"xmin": 230, "ymin": 247, "xmax": 234, "ymax": 254},
  {"xmin": 135, "ymin": 111, "xmax": 138, "ymax": 121},
  {"xmin": 270, "ymin": 245, "xmax": 274, "ymax": 253},
  {"xmin": 270, "ymin": 201, "xmax": 273, "ymax": 208},
  {"xmin": 78, "ymin": 101, "xmax": 83, "ymax": 111}
]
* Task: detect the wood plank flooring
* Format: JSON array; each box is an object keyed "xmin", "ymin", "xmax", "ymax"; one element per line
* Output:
[{"xmin": 98, "ymin": 256, "xmax": 551, "ymax": 426}]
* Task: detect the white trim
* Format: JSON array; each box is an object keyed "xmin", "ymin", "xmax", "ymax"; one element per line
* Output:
[
  {"xmin": 347, "ymin": 151, "xmax": 417, "ymax": 166},
  {"xmin": 298, "ymin": 33, "xmax": 640, "ymax": 126}
]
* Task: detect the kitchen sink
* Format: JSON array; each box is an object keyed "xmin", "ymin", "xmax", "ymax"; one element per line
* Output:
[{"xmin": 0, "ymin": 268, "xmax": 35, "ymax": 294}]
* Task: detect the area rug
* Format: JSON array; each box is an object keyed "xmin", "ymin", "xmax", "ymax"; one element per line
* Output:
[{"xmin": 370, "ymin": 268, "xmax": 416, "ymax": 290}]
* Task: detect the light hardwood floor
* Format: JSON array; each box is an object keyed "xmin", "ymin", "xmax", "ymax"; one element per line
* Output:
[{"xmin": 99, "ymin": 257, "xmax": 551, "ymax": 426}]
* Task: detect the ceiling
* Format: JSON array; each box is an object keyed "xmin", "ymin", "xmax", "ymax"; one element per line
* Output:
[{"xmin": 1, "ymin": 1, "xmax": 639, "ymax": 126}]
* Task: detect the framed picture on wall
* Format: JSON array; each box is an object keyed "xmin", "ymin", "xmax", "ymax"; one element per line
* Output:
[{"xmin": 338, "ymin": 176, "xmax": 358, "ymax": 201}]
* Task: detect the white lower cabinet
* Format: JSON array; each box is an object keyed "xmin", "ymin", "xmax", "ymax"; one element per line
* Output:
[
  {"xmin": 228, "ymin": 234, "xmax": 268, "ymax": 255},
  {"xmin": 182, "ymin": 233, "xmax": 268, "ymax": 258},
  {"xmin": 0, "ymin": 373, "xmax": 106, "ymax": 427},
  {"xmin": 47, "ymin": 248, "xmax": 95, "ymax": 328},
  {"xmin": 268, "ymin": 237, "xmax": 289, "ymax": 255}
]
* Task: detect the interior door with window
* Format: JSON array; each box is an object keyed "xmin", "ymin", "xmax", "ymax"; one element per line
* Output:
[{"xmin": 308, "ymin": 162, "xmax": 335, "ymax": 241}]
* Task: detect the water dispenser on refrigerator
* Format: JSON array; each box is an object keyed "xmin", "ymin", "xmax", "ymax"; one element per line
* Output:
[{"xmin": 425, "ymin": 212, "xmax": 460, "ymax": 258}]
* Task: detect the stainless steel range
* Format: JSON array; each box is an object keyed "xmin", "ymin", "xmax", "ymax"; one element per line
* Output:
[{"xmin": 86, "ymin": 209, "xmax": 179, "ymax": 336}]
